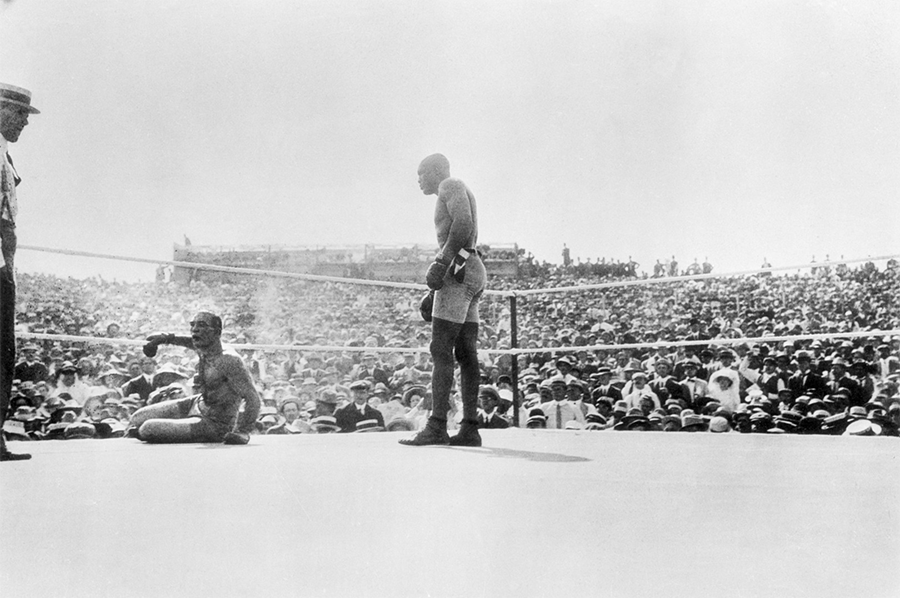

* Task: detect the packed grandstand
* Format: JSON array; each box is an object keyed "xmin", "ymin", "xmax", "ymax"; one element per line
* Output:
[{"xmin": 5, "ymin": 250, "xmax": 899, "ymax": 441}]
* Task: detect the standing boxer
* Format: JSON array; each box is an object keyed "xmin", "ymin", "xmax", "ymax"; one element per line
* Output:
[{"xmin": 401, "ymin": 154, "xmax": 486, "ymax": 447}]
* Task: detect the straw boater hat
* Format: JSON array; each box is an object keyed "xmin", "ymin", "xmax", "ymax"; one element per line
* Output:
[{"xmin": 0, "ymin": 83, "xmax": 41, "ymax": 114}]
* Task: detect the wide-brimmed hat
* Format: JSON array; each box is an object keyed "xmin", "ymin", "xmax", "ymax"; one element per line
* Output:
[
  {"xmin": 0, "ymin": 83, "xmax": 40, "ymax": 114},
  {"xmin": 64, "ymin": 422, "xmax": 96, "ymax": 440},
  {"xmin": 310, "ymin": 415, "xmax": 340, "ymax": 433},
  {"xmin": 57, "ymin": 361, "xmax": 79, "ymax": 374},
  {"xmin": 843, "ymin": 419, "xmax": 883, "ymax": 437},
  {"xmin": 349, "ymin": 380, "xmax": 370, "ymax": 391},
  {"xmin": 681, "ymin": 412, "xmax": 707, "ymax": 432},
  {"xmin": 354, "ymin": 419, "xmax": 384, "ymax": 433}
]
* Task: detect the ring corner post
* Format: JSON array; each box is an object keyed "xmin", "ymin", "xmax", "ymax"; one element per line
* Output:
[{"xmin": 510, "ymin": 294, "xmax": 519, "ymax": 427}]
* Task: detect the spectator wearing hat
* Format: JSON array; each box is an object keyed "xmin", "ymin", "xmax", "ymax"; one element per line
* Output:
[
  {"xmin": 621, "ymin": 371, "xmax": 660, "ymax": 413},
  {"xmin": 589, "ymin": 367, "xmax": 622, "ymax": 405},
  {"xmin": 1, "ymin": 82, "xmax": 39, "ymax": 461},
  {"xmin": 566, "ymin": 377, "xmax": 594, "ymax": 418},
  {"xmin": 272, "ymin": 397, "xmax": 313, "ymax": 433},
  {"xmin": 255, "ymin": 406, "xmax": 282, "ymax": 434},
  {"xmin": 334, "ymin": 380, "xmax": 385, "ymax": 433},
  {"xmin": 122, "ymin": 356, "xmax": 157, "ymax": 405},
  {"xmin": 351, "ymin": 352, "xmax": 391, "ymax": 389},
  {"xmin": 390, "ymin": 352, "xmax": 428, "ymax": 389},
  {"xmin": 641, "ymin": 346, "xmax": 673, "ymax": 375},
  {"xmin": 680, "ymin": 360, "xmax": 708, "ymax": 411},
  {"xmin": 52, "ymin": 361, "xmax": 90, "ymax": 406},
  {"xmin": 525, "ymin": 408, "xmax": 548, "ymax": 429},
  {"xmin": 757, "ymin": 357, "xmax": 787, "ymax": 400},
  {"xmin": 298, "ymin": 353, "xmax": 326, "ymax": 383},
  {"xmin": 541, "ymin": 375, "xmax": 586, "ymax": 429},
  {"xmin": 848, "ymin": 360, "xmax": 875, "ymax": 405},
  {"xmin": 713, "ymin": 349, "xmax": 738, "ymax": 375},
  {"xmin": 649, "ymin": 360, "xmax": 686, "ymax": 406},
  {"xmin": 672, "ymin": 352, "xmax": 704, "ymax": 382},
  {"xmin": 787, "ymin": 352, "xmax": 826, "ymax": 399},
  {"xmin": 828, "ymin": 358, "xmax": 864, "ymax": 407},
  {"xmin": 707, "ymin": 368, "xmax": 740, "ymax": 414},
  {"xmin": 875, "ymin": 344, "xmax": 899, "ymax": 380},
  {"xmin": 477, "ymin": 386, "xmax": 509, "ymax": 429},
  {"xmin": 14, "ymin": 343, "xmax": 48, "ymax": 383},
  {"xmin": 315, "ymin": 389, "xmax": 342, "ymax": 418}
]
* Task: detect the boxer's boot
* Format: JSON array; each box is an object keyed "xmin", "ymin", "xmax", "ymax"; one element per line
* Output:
[{"xmin": 398, "ymin": 416, "xmax": 450, "ymax": 446}]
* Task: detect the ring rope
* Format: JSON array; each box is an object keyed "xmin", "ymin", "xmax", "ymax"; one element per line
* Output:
[
  {"xmin": 18, "ymin": 329, "xmax": 900, "ymax": 357},
  {"xmin": 18, "ymin": 244, "xmax": 508, "ymax": 295},
  {"xmin": 20, "ymin": 245, "xmax": 899, "ymax": 299}
]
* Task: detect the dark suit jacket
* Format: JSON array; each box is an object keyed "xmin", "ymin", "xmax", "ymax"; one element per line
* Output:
[
  {"xmin": 591, "ymin": 384, "xmax": 623, "ymax": 405},
  {"xmin": 787, "ymin": 371, "xmax": 827, "ymax": 399},
  {"xmin": 14, "ymin": 361, "xmax": 49, "ymax": 383},
  {"xmin": 334, "ymin": 402, "xmax": 385, "ymax": 433}
]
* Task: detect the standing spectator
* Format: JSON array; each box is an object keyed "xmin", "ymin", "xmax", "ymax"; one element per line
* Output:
[{"xmin": 1, "ymin": 81, "xmax": 39, "ymax": 461}]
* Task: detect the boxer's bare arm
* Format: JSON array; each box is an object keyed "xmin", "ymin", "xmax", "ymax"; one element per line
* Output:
[
  {"xmin": 143, "ymin": 334, "xmax": 194, "ymax": 357},
  {"xmin": 435, "ymin": 178, "xmax": 476, "ymax": 263},
  {"xmin": 219, "ymin": 354, "xmax": 261, "ymax": 434}
]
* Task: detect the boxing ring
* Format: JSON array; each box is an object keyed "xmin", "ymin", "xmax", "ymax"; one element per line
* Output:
[{"xmin": 3, "ymin": 246, "xmax": 900, "ymax": 598}]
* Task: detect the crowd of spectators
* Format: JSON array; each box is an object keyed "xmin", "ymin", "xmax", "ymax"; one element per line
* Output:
[{"xmin": 4, "ymin": 256, "xmax": 899, "ymax": 443}]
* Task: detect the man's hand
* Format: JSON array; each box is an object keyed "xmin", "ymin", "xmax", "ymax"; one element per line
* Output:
[
  {"xmin": 426, "ymin": 259, "xmax": 449, "ymax": 290},
  {"xmin": 223, "ymin": 431, "xmax": 250, "ymax": 445},
  {"xmin": 142, "ymin": 333, "xmax": 173, "ymax": 358},
  {"xmin": 419, "ymin": 291, "xmax": 434, "ymax": 322}
]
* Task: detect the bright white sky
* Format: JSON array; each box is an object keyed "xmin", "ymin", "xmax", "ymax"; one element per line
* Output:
[{"xmin": 2, "ymin": 0, "xmax": 898, "ymax": 281}]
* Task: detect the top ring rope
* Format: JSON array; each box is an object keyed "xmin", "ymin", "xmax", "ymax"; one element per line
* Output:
[
  {"xmin": 510, "ymin": 253, "xmax": 900, "ymax": 297},
  {"xmin": 17, "ymin": 332, "xmax": 434, "ymax": 355},
  {"xmin": 18, "ymin": 244, "xmax": 509, "ymax": 296}
]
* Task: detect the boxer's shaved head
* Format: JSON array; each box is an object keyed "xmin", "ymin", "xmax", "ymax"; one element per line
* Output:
[{"xmin": 417, "ymin": 154, "xmax": 451, "ymax": 195}]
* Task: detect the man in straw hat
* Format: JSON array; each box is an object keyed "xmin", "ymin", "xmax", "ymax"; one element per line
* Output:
[{"xmin": 1, "ymin": 82, "xmax": 40, "ymax": 462}]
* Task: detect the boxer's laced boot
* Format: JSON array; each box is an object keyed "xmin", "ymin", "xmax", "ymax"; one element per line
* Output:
[
  {"xmin": 399, "ymin": 416, "xmax": 450, "ymax": 446},
  {"xmin": 449, "ymin": 419, "xmax": 482, "ymax": 447}
]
